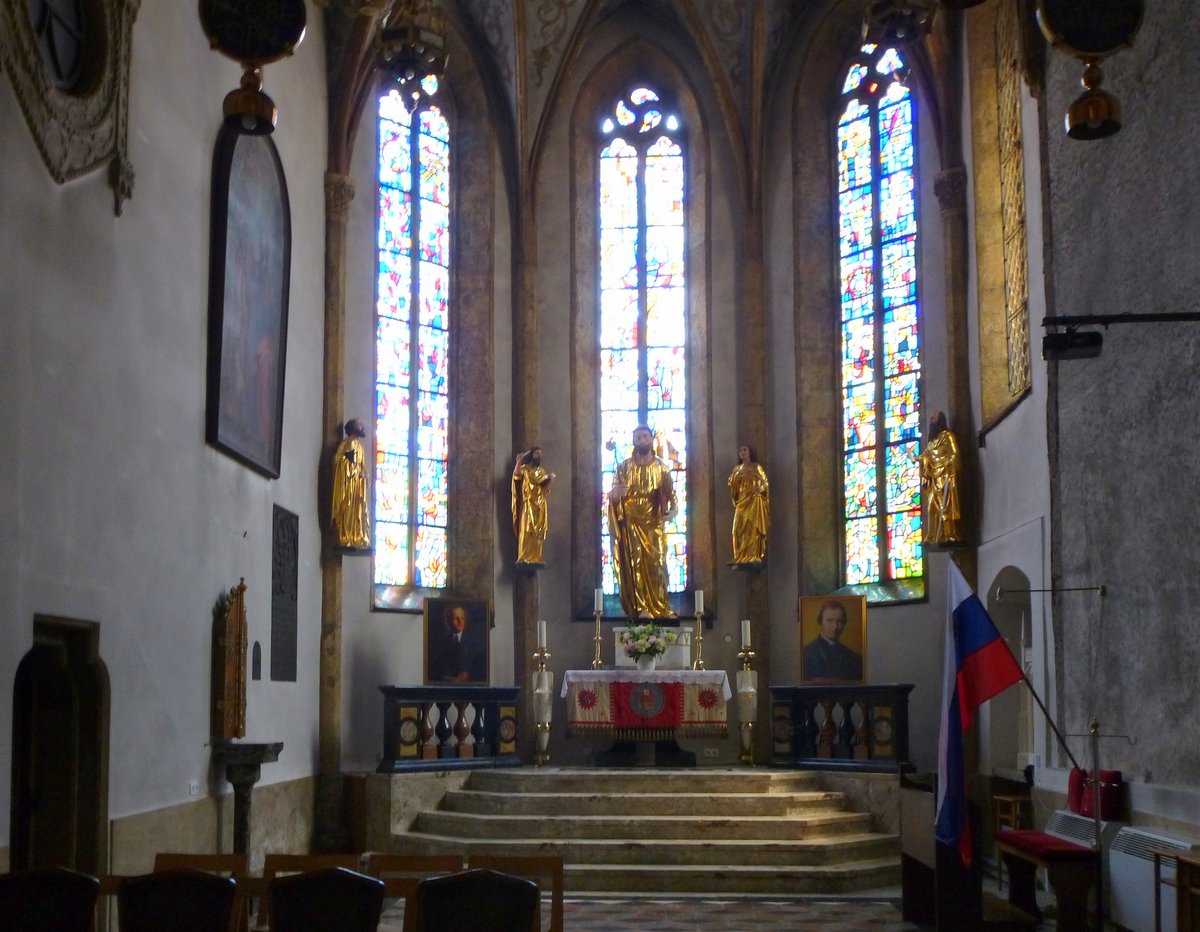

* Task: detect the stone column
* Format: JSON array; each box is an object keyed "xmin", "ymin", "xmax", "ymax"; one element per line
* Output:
[
  {"xmin": 934, "ymin": 165, "xmax": 978, "ymax": 586},
  {"xmin": 316, "ymin": 172, "xmax": 355, "ymax": 850}
]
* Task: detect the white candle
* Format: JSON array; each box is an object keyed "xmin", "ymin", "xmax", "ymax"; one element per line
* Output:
[
  {"xmin": 695, "ymin": 589, "xmax": 704, "ymax": 615},
  {"xmin": 741, "ymin": 619, "xmax": 752, "ymax": 646},
  {"xmin": 594, "ymin": 588, "xmax": 603, "ymax": 613},
  {"xmin": 538, "ymin": 620, "xmax": 547, "ymax": 648}
]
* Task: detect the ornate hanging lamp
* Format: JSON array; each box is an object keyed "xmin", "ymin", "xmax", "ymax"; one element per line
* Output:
[
  {"xmin": 377, "ymin": 0, "xmax": 448, "ymax": 114},
  {"xmin": 862, "ymin": 0, "xmax": 935, "ymax": 45},
  {"xmin": 1037, "ymin": 0, "xmax": 1143, "ymax": 140},
  {"xmin": 198, "ymin": 0, "xmax": 307, "ymax": 135}
]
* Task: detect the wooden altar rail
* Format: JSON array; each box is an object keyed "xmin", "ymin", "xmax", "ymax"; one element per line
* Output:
[
  {"xmin": 770, "ymin": 683, "xmax": 914, "ymax": 773},
  {"xmin": 378, "ymin": 686, "xmax": 523, "ymax": 773}
]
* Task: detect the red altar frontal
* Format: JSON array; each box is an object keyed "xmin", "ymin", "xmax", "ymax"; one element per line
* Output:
[{"xmin": 561, "ymin": 670, "xmax": 732, "ymax": 741}]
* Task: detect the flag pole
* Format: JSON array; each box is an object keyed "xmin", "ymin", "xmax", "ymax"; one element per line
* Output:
[{"xmin": 1016, "ymin": 667, "xmax": 1081, "ymax": 772}]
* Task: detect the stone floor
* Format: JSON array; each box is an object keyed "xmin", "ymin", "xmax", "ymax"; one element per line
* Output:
[{"xmin": 376, "ymin": 880, "xmax": 1058, "ymax": 931}]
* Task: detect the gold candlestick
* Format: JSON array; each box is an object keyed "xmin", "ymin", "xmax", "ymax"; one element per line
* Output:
[
  {"xmin": 592, "ymin": 610, "xmax": 604, "ymax": 669},
  {"xmin": 691, "ymin": 612, "xmax": 706, "ymax": 670}
]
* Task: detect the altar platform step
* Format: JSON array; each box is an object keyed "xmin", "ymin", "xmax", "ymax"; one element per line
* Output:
[{"xmin": 382, "ymin": 768, "xmax": 901, "ymax": 894}]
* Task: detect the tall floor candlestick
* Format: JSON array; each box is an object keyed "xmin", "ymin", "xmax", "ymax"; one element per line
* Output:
[
  {"xmin": 736, "ymin": 642, "xmax": 757, "ymax": 764},
  {"xmin": 532, "ymin": 645, "xmax": 553, "ymax": 765}
]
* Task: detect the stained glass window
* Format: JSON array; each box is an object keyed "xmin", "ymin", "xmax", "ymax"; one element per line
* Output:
[
  {"xmin": 375, "ymin": 88, "xmax": 450, "ymax": 607},
  {"xmin": 598, "ymin": 87, "xmax": 689, "ymax": 596},
  {"xmin": 836, "ymin": 46, "xmax": 922, "ymax": 588}
]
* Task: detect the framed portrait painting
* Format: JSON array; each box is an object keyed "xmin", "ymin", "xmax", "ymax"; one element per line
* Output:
[
  {"xmin": 424, "ymin": 598, "xmax": 490, "ymax": 686},
  {"xmin": 205, "ymin": 122, "xmax": 291, "ymax": 478},
  {"xmin": 799, "ymin": 595, "xmax": 867, "ymax": 684}
]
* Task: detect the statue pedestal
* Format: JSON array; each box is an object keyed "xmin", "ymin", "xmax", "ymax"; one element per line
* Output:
[{"xmin": 212, "ymin": 741, "xmax": 283, "ymax": 854}]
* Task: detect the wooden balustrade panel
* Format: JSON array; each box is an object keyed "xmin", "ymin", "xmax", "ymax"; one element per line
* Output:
[
  {"xmin": 378, "ymin": 686, "xmax": 522, "ymax": 772},
  {"xmin": 770, "ymin": 684, "xmax": 914, "ymax": 773}
]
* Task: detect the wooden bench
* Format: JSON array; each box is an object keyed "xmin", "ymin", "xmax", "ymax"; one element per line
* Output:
[{"xmin": 996, "ymin": 829, "xmax": 1098, "ymax": 931}]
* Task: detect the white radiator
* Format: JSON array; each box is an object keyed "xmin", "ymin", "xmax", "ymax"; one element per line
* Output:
[
  {"xmin": 1108, "ymin": 827, "xmax": 1193, "ymax": 932},
  {"xmin": 1044, "ymin": 808, "xmax": 1123, "ymax": 851}
]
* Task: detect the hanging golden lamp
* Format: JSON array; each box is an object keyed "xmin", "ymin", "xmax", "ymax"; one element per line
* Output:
[
  {"xmin": 1036, "ymin": 0, "xmax": 1143, "ymax": 140},
  {"xmin": 377, "ymin": 0, "xmax": 449, "ymax": 114},
  {"xmin": 862, "ymin": 0, "xmax": 935, "ymax": 46}
]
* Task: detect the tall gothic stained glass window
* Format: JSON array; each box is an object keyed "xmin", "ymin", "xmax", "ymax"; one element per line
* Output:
[
  {"xmin": 598, "ymin": 87, "xmax": 689, "ymax": 596},
  {"xmin": 374, "ymin": 85, "xmax": 450, "ymax": 608},
  {"xmin": 837, "ymin": 46, "xmax": 923, "ymax": 590}
]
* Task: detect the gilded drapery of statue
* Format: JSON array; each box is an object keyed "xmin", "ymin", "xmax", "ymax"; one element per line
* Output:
[
  {"xmin": 511, "ymin": 447, "xmax": 555, "ymax": 565},
  {"xmin": 917, "ymin": 411, "xmax": 962, "ymax": 547},
  {"xmin": 332, "ymin": 418, "xmax": 370, "ymax": 551},
  {"xmin": 728, "ymin": 444, "xmax": 769, "ymax": 566},
  {"xmin": 608, "ymin": 426, "xmax": 677, "ymax": 619}
]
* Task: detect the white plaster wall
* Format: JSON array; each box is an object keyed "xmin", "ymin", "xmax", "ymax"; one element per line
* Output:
[{"xmin": 0, "ymin": 2, "xmax": 328, "ymax": 844}]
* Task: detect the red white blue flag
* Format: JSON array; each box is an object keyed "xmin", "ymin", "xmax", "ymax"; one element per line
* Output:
[{"xmin": 936, "ymin": 560, "xmax": 1024, "ymax": 866}]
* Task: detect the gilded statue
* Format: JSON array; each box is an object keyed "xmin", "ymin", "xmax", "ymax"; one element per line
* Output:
[
  {"xmin": 511, "ymin": 446, "xmax": 555, "ymax": 566},
  {"xmin": 728, "ymin": 444, "xmax": 769, "ymax": 567},
  {"xmin": 917, "ymin": 410, "xmax": 963, "ymax": 547},
  {"xmin": 331, "ymin": 418, "xmax": 370, "ymax": 551},
  {"xmin": 607, "ymin": 425, "xmax": 678, "ymax": 619}
]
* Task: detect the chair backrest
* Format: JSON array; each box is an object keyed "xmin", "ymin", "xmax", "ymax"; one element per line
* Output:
[
  {"xmin": 468, "ymin": 854, "xmax": 563, "ymax": 932},
  {"xmin": 153, "ymin": 852, "xmax": 251, "ymax": 932},
  {"xmin": 118, "ymin": 868, "xmax": 237, "ymax": 932},
  {"xmin": 363, "ymin": 852, "xmax": 464, "ymax": 899},
  {"xmin": 259, "ymin": 853, "xmax": 360, "ymax": 931},
  {"xmin": 0, "ymin": 867, "xmax": 99, "ymax": 932},
  {"xmin": 408, "ymin": 868, "xmax": 539, "ymax": 932},
  {"xmin": 268, "ymin": 867, "xmax": 384, "ymax": 932}
]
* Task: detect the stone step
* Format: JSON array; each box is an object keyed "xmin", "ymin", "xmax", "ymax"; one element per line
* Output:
[
  {"xmin": 391, "ymin": 831, "xmax": 900, "ymax": 868},
  {"xmin": 464, "ymin": 768, "xmax": 823, "ymax": 795},
  {"xmin": 562, "ymin": 858, "xmax": 902, "ymax": 895},
  {"xmin": 413, "ymin": 809, "xmax": 873, "ymax": 841},
  {"xmin": 441, "ymin": 788, "xmax": 847, "ymax": 817}
]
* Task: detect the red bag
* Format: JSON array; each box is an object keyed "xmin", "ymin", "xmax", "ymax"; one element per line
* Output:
[{"xmin": 1068, "ymin": 766, "xmax": 1122, "ymax": 820}]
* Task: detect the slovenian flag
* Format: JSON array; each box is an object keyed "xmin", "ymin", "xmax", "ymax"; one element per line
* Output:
[{"xmin": 935, "ymin": 560, "xmax": 1024, "ymax": 867}]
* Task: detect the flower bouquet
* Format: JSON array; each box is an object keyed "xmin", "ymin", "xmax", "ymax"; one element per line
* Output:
[{"xmin": 620, "ymin": 622, "xmax": 678, "ymax": 670}]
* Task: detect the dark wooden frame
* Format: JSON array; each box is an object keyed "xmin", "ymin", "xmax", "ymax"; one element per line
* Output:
[
  {"xmin": 423, "ymin": 598, "xmax": 490, "ymax": 686},
  {"xmin": 205, "ymin": 123, "xmax": 291, "ymax": 478}
]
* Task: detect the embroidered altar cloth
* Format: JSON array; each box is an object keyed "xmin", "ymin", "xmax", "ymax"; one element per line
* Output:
[{"xmin": 561, "ymin": 670, "xmax": 731, "ymax": 740}]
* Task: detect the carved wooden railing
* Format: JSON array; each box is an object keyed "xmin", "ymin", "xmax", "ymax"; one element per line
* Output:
[
  {"xmin": 377, "ymin": 686, "xmax": 522, "ymax": 773},
  {"xmin": 770, "ymin": 683, "xmax": 915, "ymax": 773}
]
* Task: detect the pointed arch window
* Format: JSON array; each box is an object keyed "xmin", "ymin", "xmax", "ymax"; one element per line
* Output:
[
  {"xmin": 597, "ymin": 87, "xmax": 689, "ymax": 596},
  {"xmin": 836, "ymin": 46, "xmax": 923, "ymax": 591},
  {"xmin": 374, "ymin": 85, "xmax": 450, "ymax": 608}
]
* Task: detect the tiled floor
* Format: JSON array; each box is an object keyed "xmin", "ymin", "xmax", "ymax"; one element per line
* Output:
[{"xmin": 380, "ymin": 893, "xmax": 917, "ymax": 931}]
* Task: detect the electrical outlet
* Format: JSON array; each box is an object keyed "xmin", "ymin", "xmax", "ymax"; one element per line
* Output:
[
  {"xmin": 703, "ymin": 747, "xmax": 719, "ymax": 758},
  {"xmin": 188, "ymin": 780, "xmax": 200, "ymax": 797}
]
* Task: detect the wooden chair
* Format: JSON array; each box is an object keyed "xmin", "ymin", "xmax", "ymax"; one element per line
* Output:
[
  {"xmin": 0, "ymin": 866, "xmax": 99, "ymax": 932},
  {"xmin": 405, "ymin": 868, "xmax": 539, "ymax": 932},
  {"xmin": 257, "ymin": 853, "xmax": 361, "ymax": 931},
  {"xmin": 468, "ymin": 854, "xmax": 563, "ymax": 932},
  {"xmin": 117, "ymin": 868, "xmax": 237, "ymax": 932},
  {"xmin": 363, "ymin": 852, "xmax": 464, "ymax": 900},
  {"xmin": 269, "ymin": 867, "xmax": 384, "ymax": 932},
  {"xmin": 153, "ymin": 852, "xmax": 251, "ymax": 932}
]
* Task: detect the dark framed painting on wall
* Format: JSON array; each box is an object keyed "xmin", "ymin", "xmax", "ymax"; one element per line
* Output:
[
  {"xmin": 205, "ymin": 123, "xmax": 291, "ymax": 478},
  {"xmin": 799, "ymin": 595, "xmax": 867, "ymax": 684},
  {"xmin": 423, "ymin": 598, "xmax": 490, "ymax": 686}
]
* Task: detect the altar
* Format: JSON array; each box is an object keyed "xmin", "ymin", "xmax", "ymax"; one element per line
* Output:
[{"xmin": 561, "ymin": 669, "xmax": 731, "ymax": 765}]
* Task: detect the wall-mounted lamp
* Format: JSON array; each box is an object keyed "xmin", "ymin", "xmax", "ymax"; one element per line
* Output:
[
  {"xmin": 1043, "ymin": 311, "xmax": 1200, "ymax": 361},
  {"xmin": 377, "ymin": 0, "xmax": 448, "ymax": 114},
  {"xmin": 1036, "ymin": 0, "xmax": 1143, "ymax": 140}
]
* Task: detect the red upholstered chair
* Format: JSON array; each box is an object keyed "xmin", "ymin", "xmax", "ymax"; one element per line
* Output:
[
  {"xmin": 117, "ymin": 868, "xmax": 238, "ymax": 932},
  {"xmin": 0, "ymin": 867, "xmax": 99, "ymax": 932}
]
